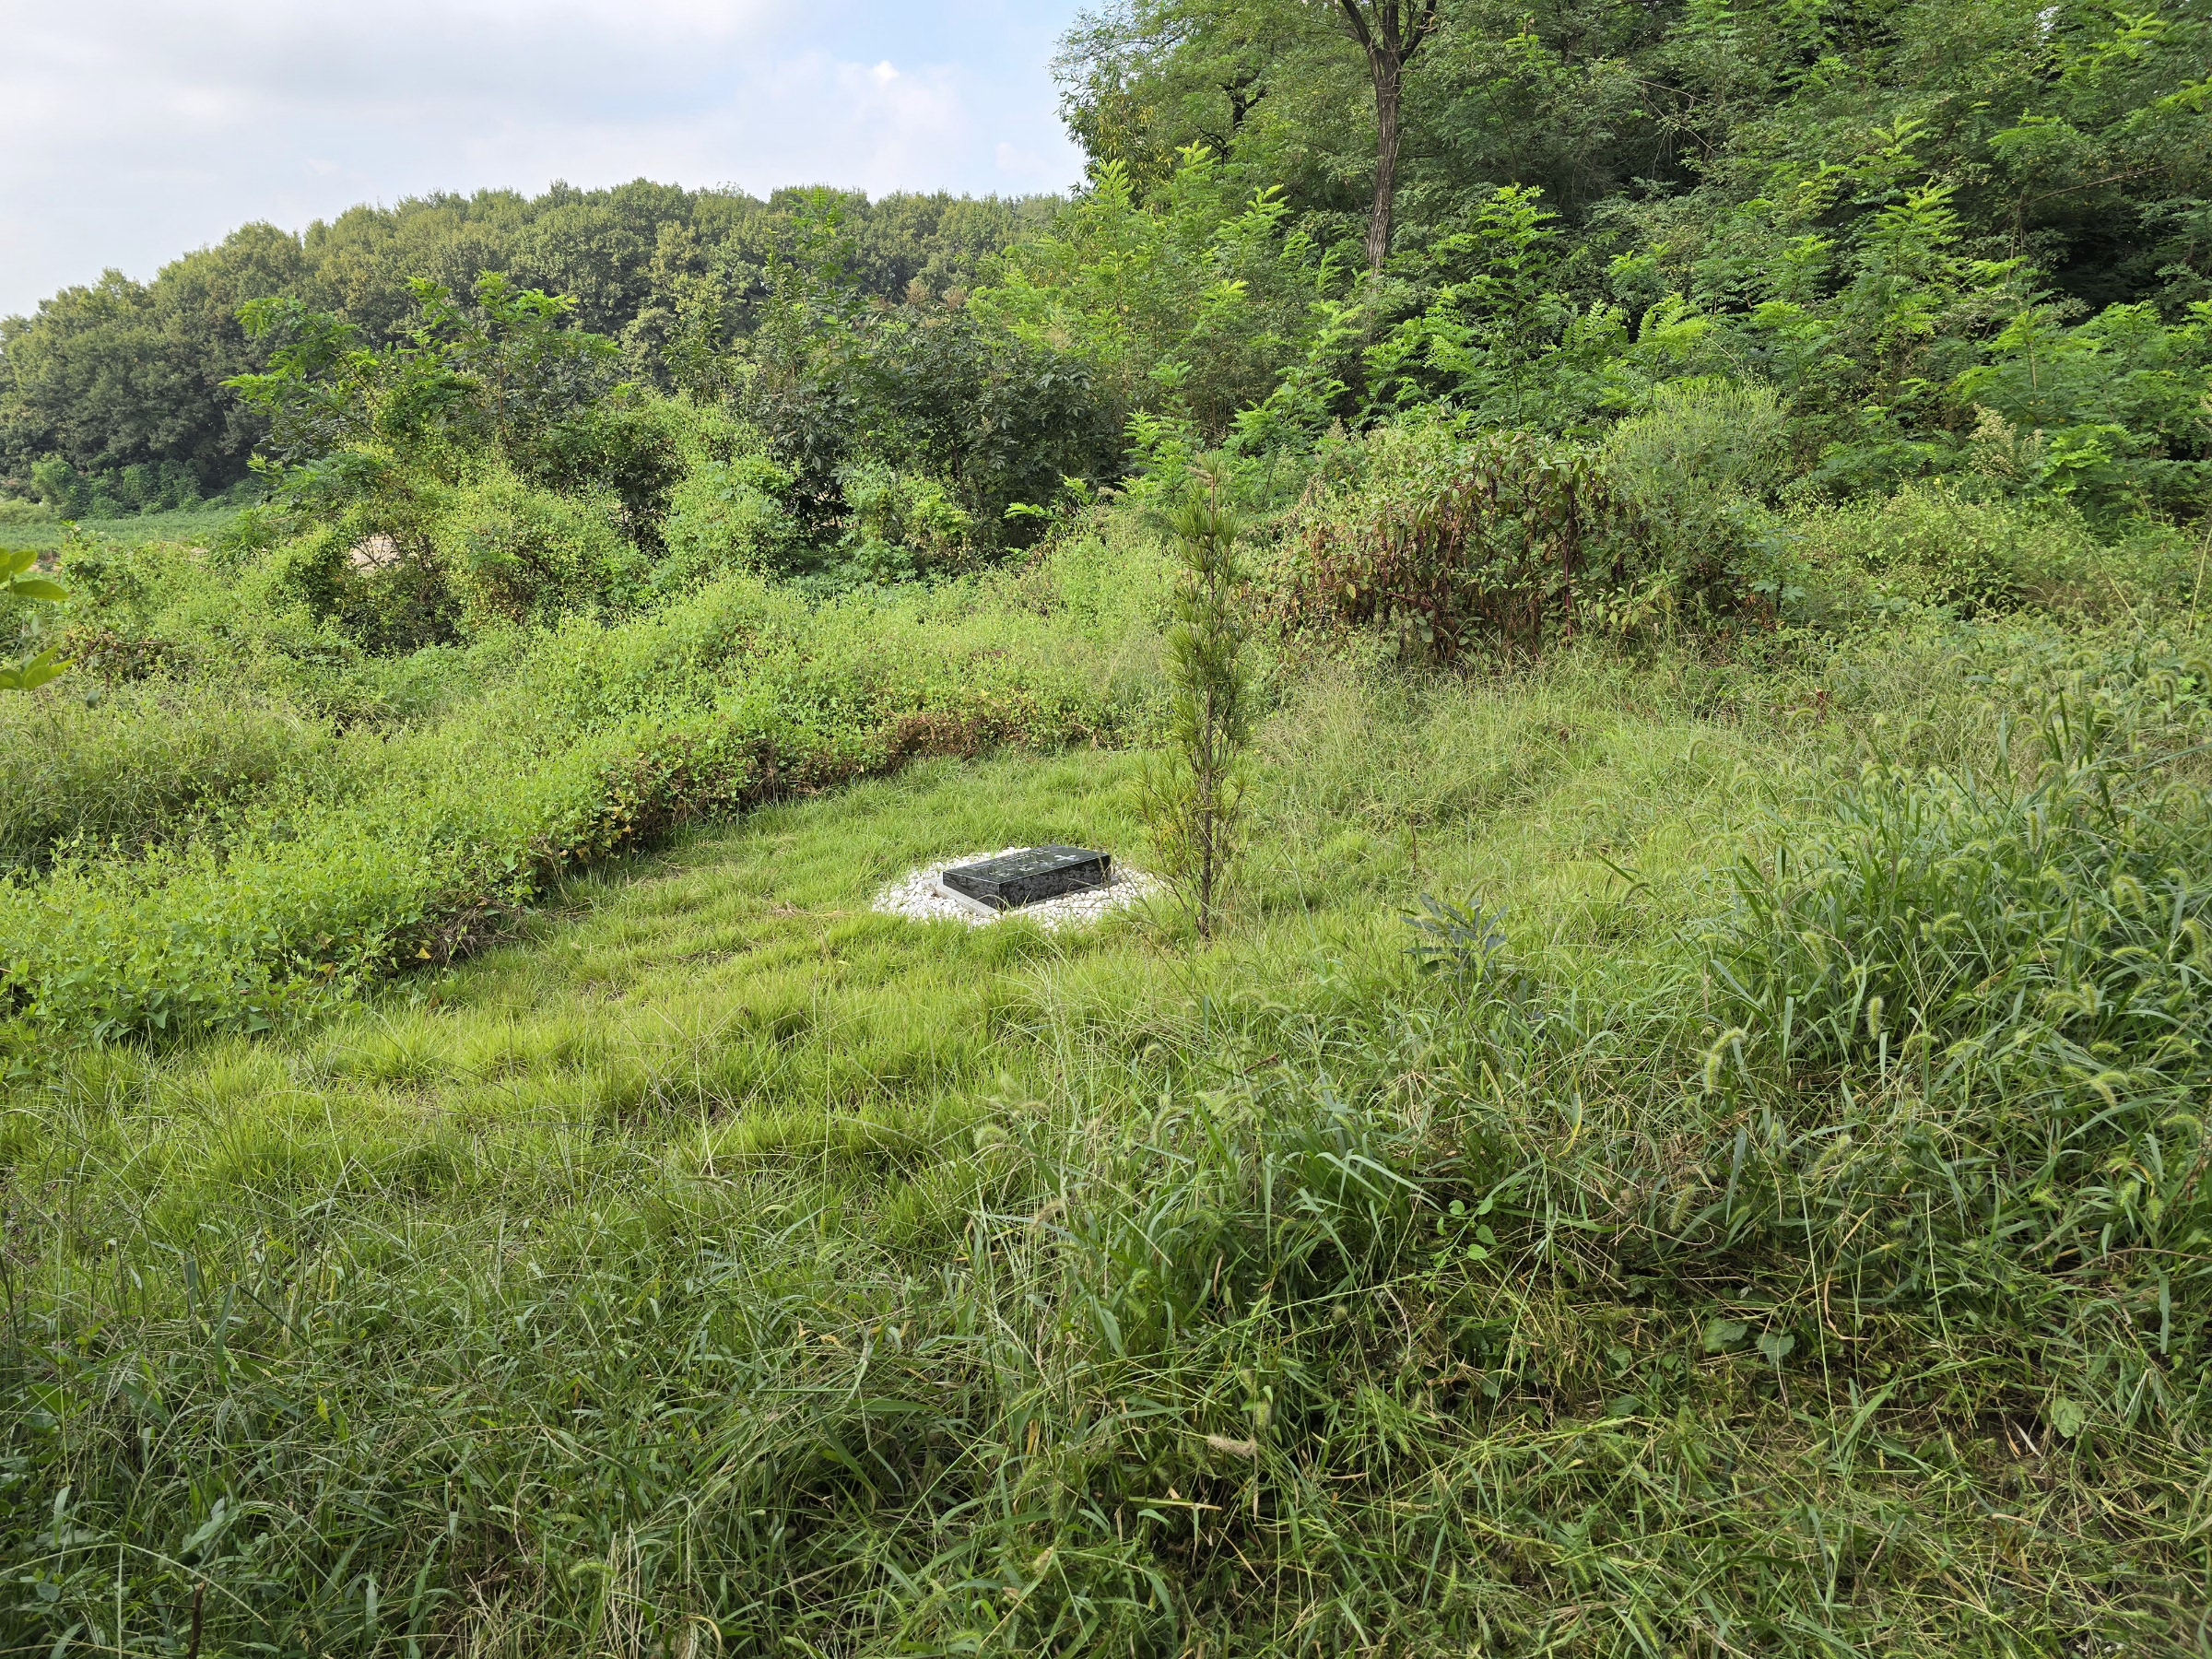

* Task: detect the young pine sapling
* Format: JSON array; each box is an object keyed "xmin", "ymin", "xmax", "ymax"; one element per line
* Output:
[{"xmin": 1144, "ymin": 476, "xmax": 1253, "ymax": 941}]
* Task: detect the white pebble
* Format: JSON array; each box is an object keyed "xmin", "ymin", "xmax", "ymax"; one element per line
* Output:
[{"xmin": 871, "ymin": 847, "xmax": 1163, "ymax": 931}]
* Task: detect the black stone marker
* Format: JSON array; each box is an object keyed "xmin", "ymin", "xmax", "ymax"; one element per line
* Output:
[{"xmin": 942, "ymin": 846, "xmax": 1112, "ymax": 911}]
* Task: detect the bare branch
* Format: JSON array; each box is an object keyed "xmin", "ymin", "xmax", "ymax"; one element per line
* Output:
[
  {"xmin": 1333, "ymin": 0, "xmax": 1378, "ymax": 55},
  {"xmin": 1403, "ymin": 0, "xmax": 1443, "ymax": 65}
]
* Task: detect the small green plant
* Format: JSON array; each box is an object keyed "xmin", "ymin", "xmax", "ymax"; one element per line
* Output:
[
  {"xmin": 1142, "ymin": 474, "xmax": 1253, "ymax": 940},
  {"xmin": 0, "ymin": 547, "xmax": 70, "ymax": 691}
]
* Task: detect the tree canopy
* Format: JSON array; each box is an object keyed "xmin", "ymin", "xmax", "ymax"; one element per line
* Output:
[
  {"xmin": 2, "ymin": 0, "xmax": 2206, "ymax": 527},
  {"xmin": 1, "ymin": 182, "xmax": 1051, "ymax": 504}
]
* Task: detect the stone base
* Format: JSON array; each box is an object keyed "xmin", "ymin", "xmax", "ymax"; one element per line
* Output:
[{"xmin": 941, "ymin": 846, "xmax": 1112, "ymax": 911}]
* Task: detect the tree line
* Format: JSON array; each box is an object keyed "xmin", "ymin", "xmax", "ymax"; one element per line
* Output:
[
  {"xmin": 0, "ymin": 183, "xmax": 1048, "ymax": 511},
  {"xmin": 2, "ymin": 0, "xmax": 2206, "ymax": 527}
]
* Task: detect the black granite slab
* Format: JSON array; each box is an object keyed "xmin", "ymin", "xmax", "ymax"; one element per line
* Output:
[{"xmin": 942, "ymin": 846, "xmax": 1112, "ymax": 911}]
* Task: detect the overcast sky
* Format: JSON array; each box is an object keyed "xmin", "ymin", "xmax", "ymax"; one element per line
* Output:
[{"xmin": 0, "ymin": 0, "xmax": 1090, "ymax": 320}]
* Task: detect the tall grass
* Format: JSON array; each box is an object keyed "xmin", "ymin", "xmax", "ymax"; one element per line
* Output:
[
  {"xmin": 5, "ymin": 637, "xmax": 2206, "ymax": 1653},
  {"xmin": 0, "ymin": 680, "xmax": 347, "ymax": 871},
  {"xmin": 0, "ymin": 568, "xmax": 1154, "ymax": 1047}
]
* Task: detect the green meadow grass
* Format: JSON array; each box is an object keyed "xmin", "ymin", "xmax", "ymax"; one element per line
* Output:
[
  {"xmin": 0, "ymin": 506, "xmax": 244, "ymax": 557},
  {"xmin": 5, "ymin": 653, "xmax": 2208, "ymax": 1655},
  {"xmin": 26, "ymin": 665, "xmax": 1743, "ymax": 1230}
]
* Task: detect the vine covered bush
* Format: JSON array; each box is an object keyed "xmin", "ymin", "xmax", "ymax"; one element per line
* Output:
[{"xmin": 1278, "ymin": 422, "xmax": 1654, "ymax": 661}]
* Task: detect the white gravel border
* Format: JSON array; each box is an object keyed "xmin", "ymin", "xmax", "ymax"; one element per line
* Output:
[{"xmin": 872, "ymin": 847, "xmax": 1162, "ymax": 930}]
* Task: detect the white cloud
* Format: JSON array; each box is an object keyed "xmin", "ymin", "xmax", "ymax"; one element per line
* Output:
[{"xmin": 0, "ymin": 0, "xmax": 1085, "ymax": 317}]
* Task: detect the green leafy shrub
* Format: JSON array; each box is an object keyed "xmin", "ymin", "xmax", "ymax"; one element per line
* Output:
[
  {"xmin": 250, "ymin": 455, "xmax": 645, "ymax": 649},
  {"xmin": 1597, "ymin": 378, "xmax": 1794, "ymax": 630},
  {"xmin": 1603, "ymin": 378, "xmax": 1790, "ymax": 518},
  {"xmin": 429, "ymin": 467, "xmax": 641, "ymax": 629},
  {"xmin": 835, "ymin": 459, "xmax": 974, "ymax": 582},
  {"xmin": 975, "ymin": 148, "xmax": 1345, "ymax": 445},
  {"xmin": 655, "ymin": 452, "xmax": 801, "ymax": 593},
  {"xmin": 244, "ymin": 448, "xmax": 462, "ymax": 653},
  {"xmin": 224, "ymin": 280, "xmax": 686, "ymax": 641},
  {"xmin": 735, "ymin": 239, "xmax": 1121, "ymax": 567},
  {"xmin": 58, "ymin": 529, "xmax": 480, "ymax": 722},
  {"xmin": 508, "ymin": 385, "xmax": 699, "ymax": 537},
  {"xmin": 1955, "ymin": 300, "xmax": 2212, "ymax": 519},
  {"xmin": 28, "ymin": 457, "xmax": 88, "ymax": 514},
  {"xmin": 1280, "ymin": 419, "xmax": 1654, "ymax": 660}
]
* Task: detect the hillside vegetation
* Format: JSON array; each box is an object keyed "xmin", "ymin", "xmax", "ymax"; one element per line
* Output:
[{"xmin": 3, "ymin": 0, "xmax": 2212, "ymax": 1653}]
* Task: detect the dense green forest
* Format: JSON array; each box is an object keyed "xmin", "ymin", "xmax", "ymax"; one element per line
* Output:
[
  {"xmin": 4, "ymin": 0, "xmax": 2212, "ymax": 1653},
  {"xmin": 0, "ymin": 185, "xmax": 1048, "ymax": 514},
  {"xmin": 6, "ymin": 0, "xmax": 2207, "ymax": 529}
]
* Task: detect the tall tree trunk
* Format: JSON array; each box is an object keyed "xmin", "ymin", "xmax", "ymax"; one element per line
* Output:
[
  {"xmin": 1365, "ymin": 50, "xmax": 1403, "ymax": 276},
  {"xmin": 1335, "ymin": 0, "xmax": 1440, "ymax": 277}
]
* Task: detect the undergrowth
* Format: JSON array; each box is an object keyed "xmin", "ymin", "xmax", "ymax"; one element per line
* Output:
[{"xmin": 3, "ymin": 627, "xmax": 2208, "ymax": 1654}]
